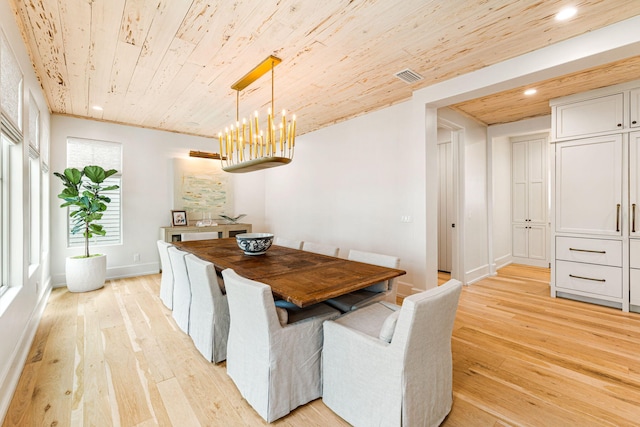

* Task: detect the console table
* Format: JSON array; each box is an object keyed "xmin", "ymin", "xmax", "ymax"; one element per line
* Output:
[{"xmin": 160, "ymin": 223, "xmax": 252, "ymax": 243}]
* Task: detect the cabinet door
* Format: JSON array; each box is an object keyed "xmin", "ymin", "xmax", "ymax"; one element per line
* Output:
[
  {"xmin": 555, "ymin": 93, "xmax": 624, "ymax": 139},
  {"xmin": 512, "ymin": 137, "xmax": 547, "ymax": 224},
  {"xmin": 631, "ymin": 269, "xmax": 640, "ymax": 306},
  {"xmin": 631, "ymin": 88, "xmax": 640, "ymax": 129},
  {"xmin": 512, "ymin": 225, "xmax": 528, "ymax": 258},
  {"xmin": 512, "ymin": 141, "xmax": 528, "ymax": 223},
  {"xmin": 527, "ymin": 138, "xmax": 547, "ymax": 224},
  {"xmin": 528, "ymin": 225, "xmax": 546, "ymax": 260},
  {"xmin": 512, "ymin": 225, "xmax": 546, "ymax": 260},
  {"xmin": 555, "ymin": 134, "xmax": 622, "ymax": 236},
  {"xmin": 630, "ymin": 132, "xmax": 640, "ymax": 236}
]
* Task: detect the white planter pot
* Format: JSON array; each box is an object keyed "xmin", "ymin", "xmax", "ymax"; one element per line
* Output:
[{"xmin": 65, "ymin": 254, "xmax": 107, "ymax": 292}]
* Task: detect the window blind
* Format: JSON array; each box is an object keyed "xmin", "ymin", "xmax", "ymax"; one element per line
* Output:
[{"xmin": 66, "ymin": 138, "xmax": 122, "ymax": 248}]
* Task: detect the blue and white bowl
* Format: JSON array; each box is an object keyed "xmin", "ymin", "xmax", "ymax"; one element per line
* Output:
[{"xmin": 235, "ymin": 233, "xmax": 274, "ymax": 255}]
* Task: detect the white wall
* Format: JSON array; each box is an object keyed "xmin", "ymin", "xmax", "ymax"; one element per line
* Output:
[
  {"xmin": 491, "ymin": 135, "xmax": 512, "ymax": 269},
  {"xmin": 262, "ymin": 100, "xmax": 428, "ymax": 291},
  {"xmin": 49, "ymin": 116, "xmax": 266, "ymax": 285},
  {"xmin": 0, "ymin": 1, "xmax": 52, "ymax": 419}
]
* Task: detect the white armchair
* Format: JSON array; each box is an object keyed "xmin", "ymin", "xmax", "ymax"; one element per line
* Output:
[
  {"xmin": 168, "ymin": 247, "xmax": 191, "ymax": 333},
  {"xmin": 325, "ymin": 249, "xmax": 400, "ymax": 312},
  {"xmin": 322, "ymin": 279, "xmax": 463, "ymax": 427},
  {"xmin": 273, "ymin": 236, "xmax": 303, "ymax": 250},
  {"xmin": 222, "ymin": 268, "xmax": 340, "ymax": 423},
  {"xmin": 156, "ymin": 240, "xmax": 174, "ymax": 309},
  {"xmin": 185, "ymin": 254, "xmax": 229, "ymax": 363},
  {"xmin": 302, "ymin": 241, "xmax": 339, "ymax": 257}
]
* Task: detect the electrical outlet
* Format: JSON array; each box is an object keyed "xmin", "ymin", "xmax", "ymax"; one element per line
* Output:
[{"xmin": 133, "ymin": 253, "xmax": 140, "ymax": 263}]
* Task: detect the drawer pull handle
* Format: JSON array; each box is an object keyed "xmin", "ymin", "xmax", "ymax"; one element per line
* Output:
[
  {"xmin": 569, "ymin": 248, "xmax": 606, "ymax": 254},
  {"xmin": 616, "ymin": 204, "xmax": 621, "ymax": 232},
  {"xmin": 569, "ymin": 274, "xmax": 605, "ymax": 282},
  {"xmin": 634, "ymin": 204, "xmax": 637, "ymax": 233}
]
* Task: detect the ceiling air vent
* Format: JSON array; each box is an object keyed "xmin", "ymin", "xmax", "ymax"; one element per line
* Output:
[{"xmin": 394, "ymin": 68, "xmax": 423, "ymax": 84}]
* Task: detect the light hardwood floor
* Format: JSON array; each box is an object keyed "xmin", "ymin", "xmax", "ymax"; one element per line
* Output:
[{"xmin": 4, "ymin": 265, "xmax": 640, "ymax": 426}]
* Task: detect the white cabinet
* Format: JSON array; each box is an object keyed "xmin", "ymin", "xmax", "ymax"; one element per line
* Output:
[
  {"xmin": 630, "ymin": 239, "xmax": 640, "ymax": 306},
  {"xmin": 550, "ymin": 80, "xmax": 640, "ymax": 311},
  {"xmin": 630, "ymin": 133, "xmax": 640, "ymax": 308},
  {"xmin": 555, "ymin": 134, "xmax": 623, "ymax": 237},
  {"xmin": 629, "ymin": 132, "xmax": 640, "ymax": 236},
  {"xmin": 554, "ymin": 93, "xmax": 624, "ymax": 139},
  {"xmin": 511, "ymin": 135, "xmax": 548, "ymax": 265},
  {"xmin": 631, "ymin": 88, "xmax": 640, "ymax": 129}
]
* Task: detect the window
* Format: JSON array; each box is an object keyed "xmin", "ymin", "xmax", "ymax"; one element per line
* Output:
[
  {"xmin": 29, "ymin": 149, "xmax": 40, "ymax": 266},
  {"xmin": 1, "ymin": 31, "xmax": 23, "ymax": 132},
  {"xmin": 0, "ymin": 30, "xmax": 24, "ymax": 297},
  {"xmin": 66, "ymin": 138, "xmax": 122, "ymax": 248},
  {"xmin": 0, "ymin": 133, "xmax": 10, "ymax": 296}
]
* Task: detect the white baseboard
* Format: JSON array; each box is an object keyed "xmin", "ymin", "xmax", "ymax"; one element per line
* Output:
[
  {"xmin": 396, "ymin": 281, "xmax": 413, "ymax": 299},
  {"xmin": 0, "ymin": 282, "xmax": 51, "ymax": 422},
  {"xmin": 494, "ymin": 254, "xmax": 512, "ymax": 270},
  {"xmin": 52, "ymin": 261, "xmax": 160, "ymax": 287},
  {"xmin": 465, "ymin": 263, "xmax": 490, "ymax": 285},
  {"xmin": 510, "ymin": 257, "xmax": 550, "ymax": 268}
]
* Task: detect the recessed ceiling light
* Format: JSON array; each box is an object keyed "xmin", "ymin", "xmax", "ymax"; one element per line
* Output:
[
  {"xmin": 555, "ymin": 7, "xmax": 577, "ymax": 21},
  {"xmin": 524, "ymin": 88, "xmax": 537, "ymax": 96},
  {"xmin": 92, "ymin": 105, "xmax": 103, "ymax": 111}
]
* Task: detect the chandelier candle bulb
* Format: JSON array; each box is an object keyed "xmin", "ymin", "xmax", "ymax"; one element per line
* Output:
[
  {"xmin": 260, "ymin": 132, "xmax": 264, "ymax": 157},
  {"xmin": 271, "ymin": 125, "xmax": 276, "ymax": 155},
  {"xmin": 242, "ymin": 119, "xmax": 247, "ymax": 146},
  {"xmin": 281, "ymin": 110, "xmax": 286, "ymax": 152},
  {"xmin": 291, "ymin": 115, "xmax": 296, "ymax": 147},
  {"xmin": 249, "ymin": 118, "xmax": 254, "ymax": 146},
  {"xmin": 267, "ymin": 108, "xmax": 272, "ymax": 148},
  {"xmin": 279, "ymin": 123, "xmax": 284, "ymax": 152}
]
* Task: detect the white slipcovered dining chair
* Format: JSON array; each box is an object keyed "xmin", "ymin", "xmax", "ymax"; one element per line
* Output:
[
  {"xmin": 181, "ymin": 231, "xmax": 219, "ymax": 241},
  {"xmin": 325, "ymin": 249, "xmax": 400, "ymax": 312},
  {"xmin": 157, "ymin": 240, "xmax": 174, "ymax": 309},
  {"xmin": 273, "ymin": 236, "xmax": 303, "ymax": 250},
  {"xmin": 322, "ymin": 279, "xmax": 463, "ymax": 427},
  {"xmin": 184, "ymin": 254, "xmax": 229, "ymax": 363},
  {"xmin": 168, "ymin": 247, "xmax": 191, "ymax": 333},
  {"xmin": 302, "ymin": 241, "xmax": 339, "ymax": 257},
  {"xmin": 222, "ymin": 268, "xmax": 340, "ymax": 423}
]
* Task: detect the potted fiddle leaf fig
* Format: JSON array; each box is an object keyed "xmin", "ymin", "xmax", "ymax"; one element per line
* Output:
[{"xmin": 55, "ymin": 165, "xmax": 119, "ymax": 292}]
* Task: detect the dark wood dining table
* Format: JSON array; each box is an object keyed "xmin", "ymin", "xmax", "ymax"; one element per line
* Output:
[{"xmin": 173, "ymin": 238, "xmax": 406, "ymax": 308}]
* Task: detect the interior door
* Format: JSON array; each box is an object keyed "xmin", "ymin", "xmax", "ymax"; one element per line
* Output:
[{"xmin": 438, "ymin": 140, "xmax": 453, "ymax": 273}]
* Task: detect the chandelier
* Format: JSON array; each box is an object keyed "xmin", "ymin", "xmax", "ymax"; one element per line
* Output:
[{"xmin": 218, "ymin": 56, "xmax": 296, "ymax": 173}]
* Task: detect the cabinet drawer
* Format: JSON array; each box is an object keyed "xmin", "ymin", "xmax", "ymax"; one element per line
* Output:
[
  {"xmin": 631, "ymin": 268, "xmax": 640, "ymax": 305},
  {"xmin": 630, "ymin": 239, "xmax": 640, "ymax": 269},
  {"xmin": 556, "ymin": 237, "xmax": 622, "ymax": 267},
  {"xmin": 556, "ymin": 260, "xmax": 622, "ymax": 298}
]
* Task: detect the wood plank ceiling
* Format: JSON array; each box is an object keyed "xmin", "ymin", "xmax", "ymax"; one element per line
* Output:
[{"xmin": 7, "ymin": 0, "xmax": 640, "ymax": 138}]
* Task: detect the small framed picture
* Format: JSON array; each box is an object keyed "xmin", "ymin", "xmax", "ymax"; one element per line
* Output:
[{"xmin": 171, "ymin": 210, "xmax": 188, "ymax": 226}]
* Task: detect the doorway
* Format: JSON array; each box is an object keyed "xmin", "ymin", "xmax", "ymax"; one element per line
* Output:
[
  {"xmin": 437, "ymin": 136, "xmax": 453, "ymax": 273},
  {"xmin": 436, "ymin": 119, "xmax": 463, "ymax": 283}
]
